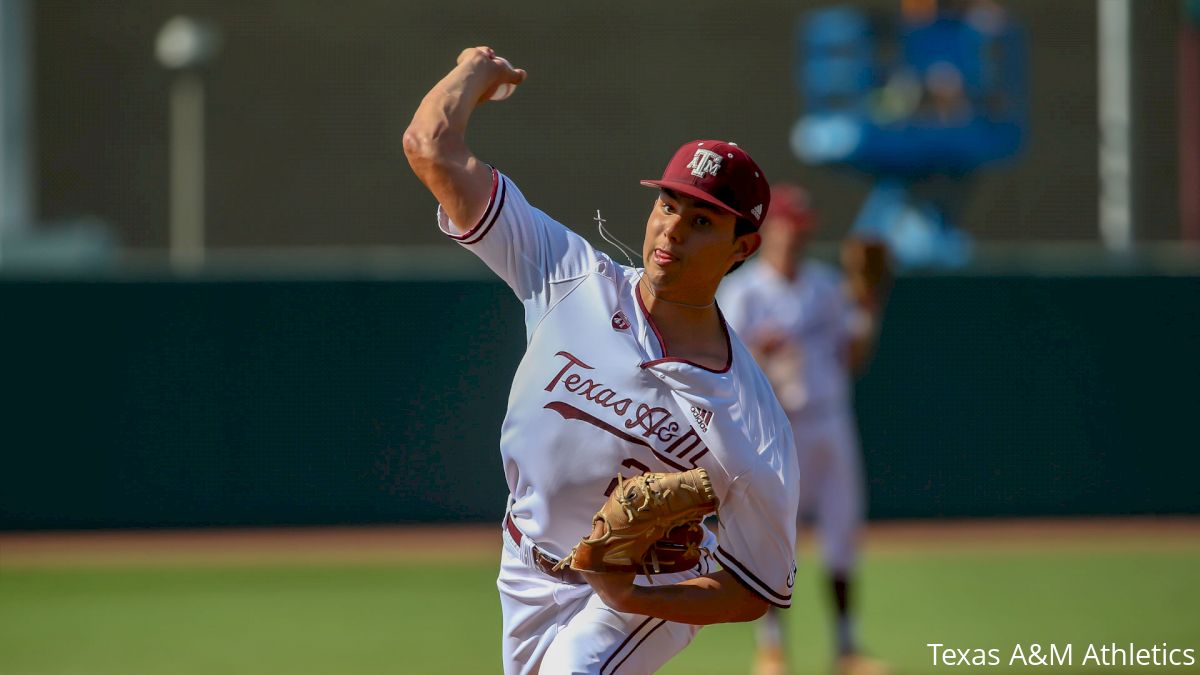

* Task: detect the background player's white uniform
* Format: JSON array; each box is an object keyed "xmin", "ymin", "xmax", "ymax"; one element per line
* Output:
[
  {"xmin": 438, "ymin": 169, "xmax": 800, "ymax": 675},
  {"xmin": 719, "ymin": 259, "xmax": 864, "ymax": 575}
]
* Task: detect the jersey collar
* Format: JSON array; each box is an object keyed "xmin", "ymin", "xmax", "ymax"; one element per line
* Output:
[{"xmin": 632, "ymin": 275, "xmax": 734, "ymax": 374}]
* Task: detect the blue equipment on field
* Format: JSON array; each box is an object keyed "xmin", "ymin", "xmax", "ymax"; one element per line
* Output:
[{"xmin": 791, "ymin": 4, "xmax": 1028, "ymax": 268}]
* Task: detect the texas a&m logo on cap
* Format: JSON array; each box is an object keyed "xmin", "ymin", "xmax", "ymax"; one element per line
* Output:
[
  {"xmin": 686, "ymin": 149, "xmax": 723, "ymax": 178},
  {"xmin": 640, "ymin": 139, "xmax": 772, "ymax": 229}
]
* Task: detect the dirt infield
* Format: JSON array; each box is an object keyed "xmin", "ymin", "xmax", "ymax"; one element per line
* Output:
[{"xmin": 1, "ymin": 517, "xmax": 1197, "ymax": 567}]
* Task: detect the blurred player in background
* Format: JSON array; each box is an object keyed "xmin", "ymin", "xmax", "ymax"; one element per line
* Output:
[{"xmin": 719, "ymin": 185, "xmax": 891, "ymax": 675}]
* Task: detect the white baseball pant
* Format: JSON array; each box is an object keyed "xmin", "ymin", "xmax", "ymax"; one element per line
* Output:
[
  {"xmin": 790, "ymin": 409, "xmax": 866, "ymax": 574},
  {"xmin": 498, "ymin": 521, "xmax": 708, "ymax": 674}
]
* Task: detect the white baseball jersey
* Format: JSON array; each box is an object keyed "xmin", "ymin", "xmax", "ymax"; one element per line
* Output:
[
  {"xmin": 719, "ymin": 259, "xmax": 855, "ymax": 418},
  {"xmin": 438, "ymin": 169, "xmax": 800, "ymax": 606}
]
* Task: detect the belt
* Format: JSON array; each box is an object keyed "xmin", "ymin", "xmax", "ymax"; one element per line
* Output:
[{"xmin": 504, "ymin": 513, "xmax": 587, "ymax": 585}]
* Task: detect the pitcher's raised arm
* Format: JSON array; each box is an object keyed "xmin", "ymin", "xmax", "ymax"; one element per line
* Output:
[{"xmin": 402, "ymin": 46, "xmax": 526, "ymax": 229}]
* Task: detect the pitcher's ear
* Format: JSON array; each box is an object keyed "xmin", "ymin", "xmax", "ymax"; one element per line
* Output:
[{"xmin": 734, "ymin": 232, "xmax": 762, "ymax": 262}]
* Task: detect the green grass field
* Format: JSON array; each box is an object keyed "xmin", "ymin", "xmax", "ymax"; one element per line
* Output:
[{"xmin": 2, "ymin": 532, "xmax": 1198, "ymax": 674}]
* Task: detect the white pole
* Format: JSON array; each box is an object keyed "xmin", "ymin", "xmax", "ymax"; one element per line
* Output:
[
  {"xmin": 0, "ymin": 0, "xmax": 33, "ymax": 267},
  {"xmin": 1098, "ymin": 0, "xmax": 1133, "ymax": 252},
  {"xmin": 169, "ymin": 72, "xmax": 206, "ymax": 271},
  {"xmin": 157, "ymin": 16, "xmax": 220, "ymax": 273}
]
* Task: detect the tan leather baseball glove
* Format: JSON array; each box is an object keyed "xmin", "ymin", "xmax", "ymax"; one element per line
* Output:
[
  {"xmin": 841, "ymin": 237, "xmax": 894, "ymax": 307},
  {"xmin": 556, "ymin": 468, "xmax": 718, "ymax": 576}
]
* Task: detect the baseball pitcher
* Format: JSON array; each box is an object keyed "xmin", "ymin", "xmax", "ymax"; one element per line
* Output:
[{"xmin": 404, "ymin": 47, "xmax": 800, "ymax": 674}]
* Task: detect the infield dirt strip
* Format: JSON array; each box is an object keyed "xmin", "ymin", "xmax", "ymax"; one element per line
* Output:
[{"xmin": 1, "ymin": 517, "xmax": 1196, "ymax": 567}]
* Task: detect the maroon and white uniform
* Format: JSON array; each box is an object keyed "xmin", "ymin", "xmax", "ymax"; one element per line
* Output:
[
  {"xmin": 719, "ymin": 259, "xmax": 865, "ymax": 574},
  {"xmin": 438, "ymin": 169, "xmax": 799, "ymax": 675}
]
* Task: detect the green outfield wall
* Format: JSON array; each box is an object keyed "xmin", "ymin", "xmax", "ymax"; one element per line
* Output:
[{"xmin": 2, "ymin": 274, "xmax": 1198, "ymax": 529}]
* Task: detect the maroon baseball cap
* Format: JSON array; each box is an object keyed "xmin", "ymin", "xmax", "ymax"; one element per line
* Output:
[
  {"xmin": 641, "ymin": 140, "xmax": 772, "ymax": 229},
  {"xmin": 767, "ymin": 183, "xmax": 815, "ymax": 231}
]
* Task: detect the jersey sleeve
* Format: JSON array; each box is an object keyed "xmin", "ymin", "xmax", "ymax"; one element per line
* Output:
[
  {"xmin": 437, "ymin": 168, "xmax": 597, "ymax": 325},
  {"xmin": 712, "ymin": 442, "xmax": 800, "ymax": 608},
  {"xmin": 837, "ymin": 275, "xmax": 873, "ymax": 342},
  {"xmin": 715, "ymin": 461, "xmax": 801, "ymax": 605}
]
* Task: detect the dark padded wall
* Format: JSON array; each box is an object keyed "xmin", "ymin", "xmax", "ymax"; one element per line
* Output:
[
  {"xmin": 856, "ymin": 275, "xmax": 1200, "ymax": 517},
  {"xmin": 1, "ymin": 279, "xmax": 526, "ymax": 528},
  {"xmin": 2, "ymin": 275, "xmax": 1198, "ymax": 530}
]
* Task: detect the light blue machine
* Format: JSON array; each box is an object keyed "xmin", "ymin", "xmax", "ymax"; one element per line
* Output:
[{"xmin": 792, "ymin": 5, "xmax": 1027, "ymax": 268}]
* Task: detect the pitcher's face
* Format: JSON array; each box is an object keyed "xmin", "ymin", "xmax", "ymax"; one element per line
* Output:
[{"xmin": 641, "ymin": 190, "xmax": 757, "ymax": 302}]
